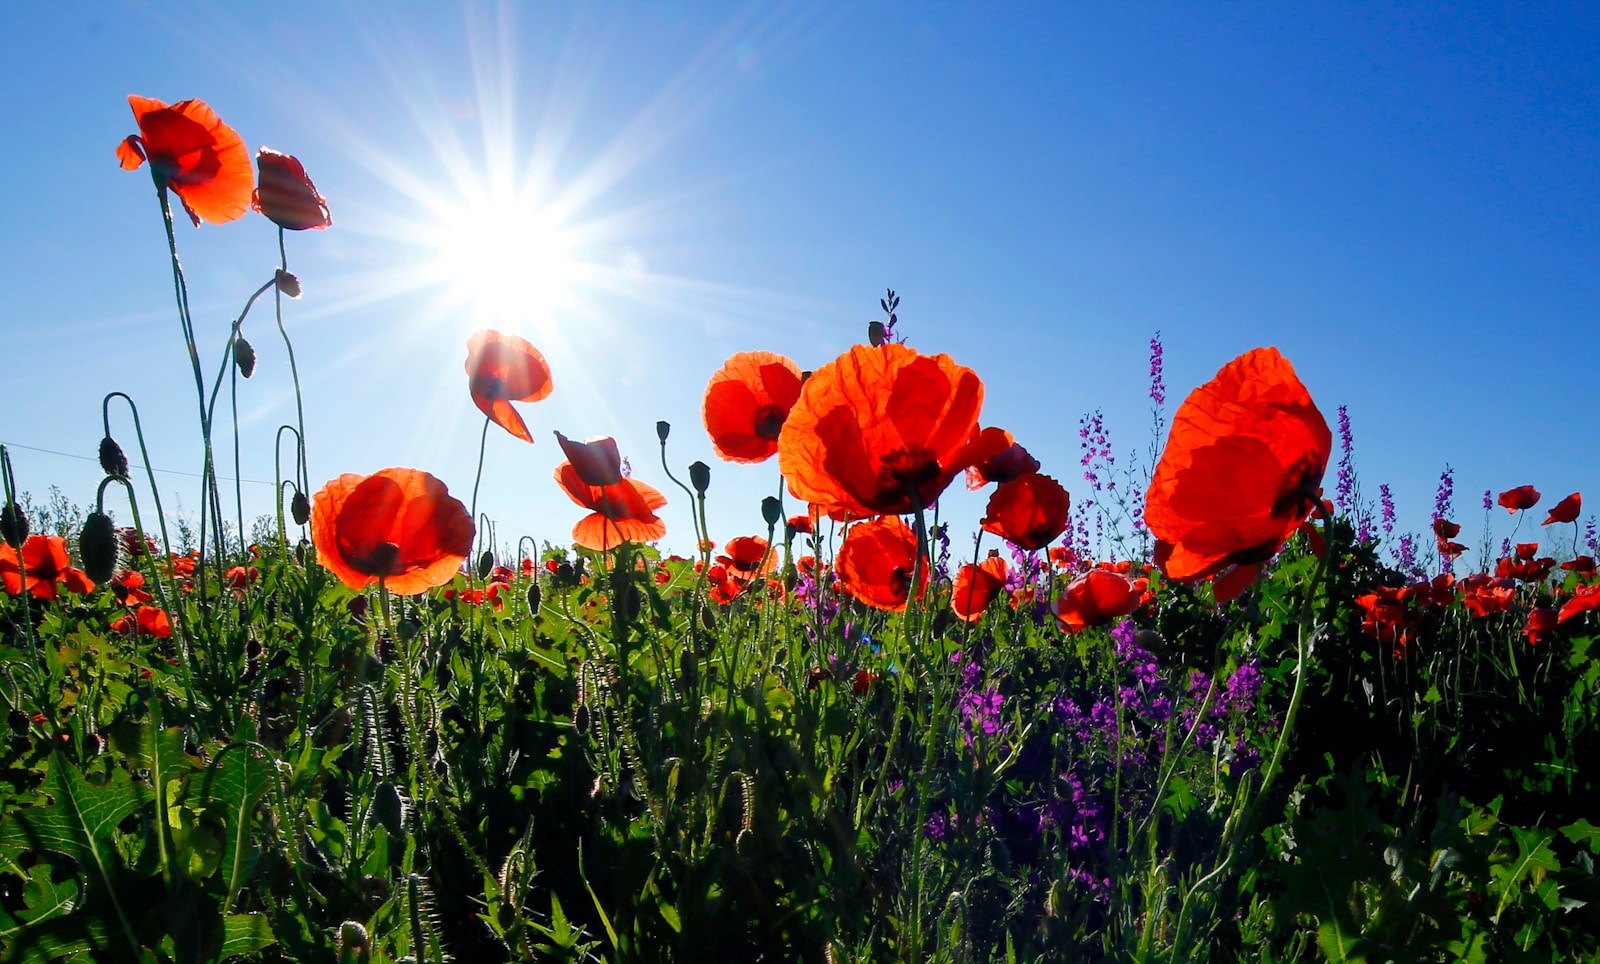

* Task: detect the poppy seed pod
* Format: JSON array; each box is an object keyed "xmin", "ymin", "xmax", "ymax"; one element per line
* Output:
[
  {"xmin": 336, "ymin": 921, "xmax": 368, "ymax": 953},
  {"xmin": 761, "ymin": 496, "xmax": 782, "ymax": 529},
  {"xmin": 371, "ymin": 781, "xmax": 407, "ymax": 838},
  {"xmin": 656, "ymin": 420, "xmax": 671, "ymax": 443},
  {"xmin": 98, "ymin": 436, "xmax": 129, "ymax": 479},
  {"xmin": 274, "ymin": 268, "xmax": 301, "ymax": 299},
  {"xmin": 290, "ymin": 489, "xmax": 311, "ymax": 526},
  {"xmin": 233, "ymin": 334, "xmax": 256, "ymax": 378},
  {"xmin": 79, "ymin": 512, "xmax": 120, "ymax": 585},
  {"xmin": 689, "ymin": 461, "xmax": 711, "ymax": 495},
  {"xmin": 0, "ymin": 502, "xmax": 28, "ymax": 548},
  {"xmin": 477, "ymin": 550, "xmax": 494, "ymax": 580},
  {"xmin": 526, "ymin": 582, "xmax": 541, "ymax": 612}
]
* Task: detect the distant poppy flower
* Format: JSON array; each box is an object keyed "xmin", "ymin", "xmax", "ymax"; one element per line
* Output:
[
  {"xmin": 1559, "ymin": 583, "xmax": 1600, "ymax": 623},
  {"xmin": 981, "ymin": 473, "xmax": 1071, "ymax": 551},
  {"xmin": 1460, "ymin": 575, "xmax": 1517, "ymax": 618},
  {"xmin": 1054, "ymin": 569, "xmax": 1143, "ymax": 634},
  {"xmin": 951, "ymin": 552, "xmax": 1009, "ymax": 623},
  {"xmin": 1, "ymin": 535, "xmax": 95, "ymax": 600},
  {"xmin": 466, "ymin": 331, "xmax": 553, "ymax": 443},
  {"xmin": 786, "ymin": 514, "xmax": 814, "ymax": 536},
  {"xmin": 311, "ymin": 467, "xmax": 475, "ymax": 595},
  {"xmin": 1543, "ymin": 492, "xmax": 1581, "ymax": 525},
  {"xmin": 1562, "ymin": 555, "xmax": 1596, "ymax": 576},
  {"xmin": 963, "ymin": 427, "xmax": 1040, "ymax": 489},
  {"xmin": 116, "ymin": 95, "xmax": 253, "ymax": 226},
  {"xmin": 555, "ymin": 432, "xmax": 623, "ymax": 487},
  {"xmin": 1497, "ymin": 485, "xmax": 1541, "ymax": 513},
  {"xmin": 836, "ymin": 515, "xmax": 928, "ymax": 611},
  {"xmin": 112, "ymin": 569, "xmax": 154, "ymax": 606},
  {"xmin": 852, "ymin": 669, "xmax": 878, "ymax": 695},
  {"xmin": 718, "ymin": 536, "xmax": 776, "ymax": 580},
  {"xmin": 554, "ymin": 446, "xmax": 667, "ymax": 552},
  {"xmin": 1433, "ymin": 518, "xmax": 1460, "ymax": 540},
  {"xmin": 779, "ymin": 344, "xmax": 984, "ymax": 517},
  {"xmin": 252, "ymin": 147, "xmax": 331, "ymax": 230},
  {"xmin": 1523, "ymin": 607, "xmax": 1558, "ymax": 646},
  {"xmin": 703, "ymin": 351, "xmax": 804, "ymax": 463},
  {"xmin": 1144, "ymin": 347, "xmax": 1332, "ymax": 596}
]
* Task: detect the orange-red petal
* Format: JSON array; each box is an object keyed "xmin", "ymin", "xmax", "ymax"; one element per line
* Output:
[{"xmin": 703, "ymin": 351, "xmax": 804, "ymax": 463}]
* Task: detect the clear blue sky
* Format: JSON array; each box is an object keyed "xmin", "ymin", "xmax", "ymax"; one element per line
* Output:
[{"xmin": 2, "ymin": 2, "xmax": 1595, "ymax": 563}]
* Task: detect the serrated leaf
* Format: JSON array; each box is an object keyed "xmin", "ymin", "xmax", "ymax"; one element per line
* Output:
[
  {"xmin": 201, "ymin": 743, "xmax": 275, "ymax": 911},
  {"xmin": 1561, "ymin": 818, "xmax": 1600, "ymax": 853},
  {"xmin": 1315, "ymin": 918, "xmax": 1369, "ymax": 962},
  {"xmin": 0, "ymin": 761, "xmax": 146, "ymax": 957}
]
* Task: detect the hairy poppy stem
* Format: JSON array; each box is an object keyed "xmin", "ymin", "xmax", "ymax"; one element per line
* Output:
[
  {"xmin": 0, "ymin": 446, "xmax": 37, "ymax": 653},
  {"xmin": 276, "ymin": 227, "xmax": 310, "ymax": 493},
  {"xmin": 273, "ymin": 426, "xmax": 304, "ymax": 547},
  {"xmin": 468, "ymin": 413, "xmax": 492, "ymax": 554},
  {"xmin": 103, "ymin": 393, "xmax": 174, "ymax": 561}
]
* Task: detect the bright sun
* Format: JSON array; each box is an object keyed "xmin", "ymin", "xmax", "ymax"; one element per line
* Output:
[{"xmin": 428, "ymin": 192, "xmax": 578, "ymax": 327}]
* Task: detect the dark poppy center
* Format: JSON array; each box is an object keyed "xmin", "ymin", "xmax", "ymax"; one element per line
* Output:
[
  {"xmin": 752, "ymin": 405, "xmax": 787, "ymax": 441},
  {"xmin": 889, "ymin": 566, "xmax": 912, "ymax": 599},
  {"xmin": 358, "ymin": 541, "xmax": 402, "ymax": 578},
  {"xmin": 880, "ymin": 447, "xmax": 941, "ymax": 493}
]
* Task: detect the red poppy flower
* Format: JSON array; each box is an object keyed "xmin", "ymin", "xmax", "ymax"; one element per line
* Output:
[
  {"xmin": 951, "ymin": 553, "xmax": 1009, "ymax": 623},
  {"xmin": 1523, "ymin": 607, "xmax": 1559, "ymax": 646},
  {"xmin": 1144, "ymin": 347, "xmax": 1332, "ymax": 593},
  {"xmin": 1543, "ymin": 492, "xmax": 1581, "ymax": 525},
  {"xmin": 1433, "ymin": 518, "xmax": 1461, "ymax": 540},
  {"xmin": 1054, "ymin": 569, "xmax": 1143, "ymax": 634},
  {"xmin": 1, "ymin": 535, "xmax": 95, "ymax": 600},
  {"xmin": 852, "ymin": 669, "xmax": 878, "ymax": 695},
  {"xmin": 1497, "ymin": 485, "xmax": 1541, "ymax": 513},
  {"xmin": 963, "ymin": 427, "xmax": 1040, "ymax": 489},
  {"xmin": 717, "ymin": 536, "xmax": 776, "ymax": 581},
  {"xmin": 311, "ymin": 467, "xmax": 475, "ymax": 595},
  {"xmin": 466, "ymin": 331, "xmax": 553, "ymax": 443},
  {"xmin": 787, "ymin": 514, "xmax": 814, "ymax": 536},
  {"xmin": 1562, "ymin": 555, "xmax": 1596, "ymax": 576},
  {"xmin": 116, "ymin": 95, "xmax": 253, "ymax": 226},
  {"xmin": 252, "ymin": 147, "xmax": 331, "ymax": 230},
  {"xmin": 835, "ymin": 516, "xmax": 928, "ymax": 611},
  {"xmin": 555, "ymin": 432, "xmax": 622, "ymax": 487},
  {"xmin": 1460, "ymin": 575, "xmax": 1517, "ymax": 618},
  {"xmin": 703, "ymin": 351, "xmax": 804, "ymax": 463},
  {"xmin": 778, "ymin": 344, "xmax": 984, "ymax": 517},
  {"xmin": 554, "ymin": 450, "xmax": 668, "ymax": 552},
  {"xmin": 981, "ymin": 473, "xmax": 1071, "ymax": 551},
  {"xmin": 1559, "ymin": 583, "xmax": 1600, "ymax": 623},
  {"xmin": 112, "ymin": 570, "xmax": 154, "ymax": 605}
]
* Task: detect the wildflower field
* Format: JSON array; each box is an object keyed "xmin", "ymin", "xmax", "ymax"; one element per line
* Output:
[{"xmin": 2, "ymin": 94, "xmax": 1599, "ymax": 964}]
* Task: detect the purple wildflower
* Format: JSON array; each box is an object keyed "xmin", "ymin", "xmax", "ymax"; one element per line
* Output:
[
  {"xmin": 1482, "ymin": 489, "xmax": 1494, "ymax": 512},
  {"xmin": 1148, "ymin": 331, "xmax": 1166, "ymax": 407},
  {"xmin": 1380, "ymin": 484, "xmax": 1396, "ymax": 540},
  {"xmin": 1223, "ymin": 661, "xmax": 1263, "ymax": 715},
  {"xmin": 1334, "ymin": 406, "xmax": 1354, "ymax": 516}
]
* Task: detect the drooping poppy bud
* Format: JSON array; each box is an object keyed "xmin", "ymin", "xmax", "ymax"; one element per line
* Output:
[
  {"xmin": 689, "ymin": 461, "xmax": 711, "ymax": 495},
  {"xmin": 477, "ymin": 550, "xmax": 494, "ymax": 580},
  {"xmin": 99, "ymin": 437, "xmax": 129, "ymax": 478},
  {"xmin": 274, "ymin": 268, "xmax": 302, "ymax": 299},
  {"xmin": 526, "ymin": 582, "xmax": 542, "ymax": 612},
  {"xmin": 371, "ymin": 782, "xmax": 407, "ymax": 838},
  {"xmin": 78, "ymin": 512, "xmax": 120, "ymax": 585},
  {"xmin": 0, "ymin": 503, "xmax": 26, "ymax": 548},
  {"xmin": 656, "ymin": 420, "xmax": 671, "ymax": 443},
  {"xmin": 761, "ymin": 496, "xmax": 783, "ymax": 529},
  {"xmin": 290, "ymin": 489, "xmax": 311, "ymax": 526},
  {"xmin": 234, "ymin": 334, "xmax": 256, "ymax": 378}
]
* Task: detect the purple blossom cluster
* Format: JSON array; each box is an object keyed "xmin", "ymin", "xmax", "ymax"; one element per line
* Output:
[
  {"xmin": 1148, "ymin": 331, "xmax": 1166, "ymax": 408},
  {"xmin": 1078, "ymin": 410, "xmax": 1114, "ymax": 494},
  {"xmin": 1334, "ymin": 405, "xmax": 1355, "ymax": 517},
  {"xmin": 1380, "ymin": 483, "xmax": 1396, "ymax": 541}
]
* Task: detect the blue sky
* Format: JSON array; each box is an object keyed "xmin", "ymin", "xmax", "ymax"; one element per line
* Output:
[{"xmin": 2, "ymin": 2, "xmax": 1595, "ymax": 564}]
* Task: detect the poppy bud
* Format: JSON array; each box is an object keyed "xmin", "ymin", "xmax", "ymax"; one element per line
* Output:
[
  {"xmin": 689, "ymin": 461, "xmax": 711, "ymax": 495},
  {"xmin": 867, "ymin": 320, "xmax": 886, "ymax": 347},
  {"xmin": 619, "ymin": 585, "xmax": 642, "ymax": 622},
  {"xmin": 234, "ymin": 334, "xmax": 256, "ymax": 378},
  {"xmin": 336, "ymin": 920, "xmax": 368, "ymax": 955},
  {"xmin": 656, "ymin": 420, "xmax": 671, "ymax": 443},
  {"xmin": 396, "ymin": 615, "xmax": 421, "ymax": 641},
  {"xmin": 0, "ymin": 502, "xmax": 27, "ymax": 548},
  {"xmin": 274, "ymin": 268, "xmax": 302, "ymax": 299},
  {"xmin": 761, "ymin": 496, "xmax": 782, "ymax": 529},
  {"xmin": 526, "ymin": 582, "xmax": 541, "ymax": 612},
  {"xmin": 99, "ymin": 437, "xmax": 130, "ymax": 478},
  {"xmin": 79, "ymin": 511, "xmax": 119, "ymax": 585},
  {"xmin": 371, "ymin": 781, "xmax": 407, "ymax": 838},
  {"xmin": 477, "ymin": 550, "xmax": 494, "ymax": 580},
  {"xmin": 290, "ymin": 489, "xmax": 311, "ymax": 526}
]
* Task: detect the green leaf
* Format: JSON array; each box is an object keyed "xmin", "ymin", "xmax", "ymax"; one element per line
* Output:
[
  {"xmin": 0, "ymin": 761, "xmax": 147, "ymax": 958},
  {"xmin": 1561, "ymin": 818, "xmax": 1600, "ymax": 853},
  {"xmin": 1316, "ymin": 918, "xmax": 1369, "ymax": 962},
  {"xmin": 1491, "ymin": 827, "xmax": 1560, "ymax": 923},
  {"xmin": 200, "ymin": 743, "xmax": 275, "ymax": 911},
  {"xmin": 218, "ymin": 913, "xmax": 276, "ymax": 959}
]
